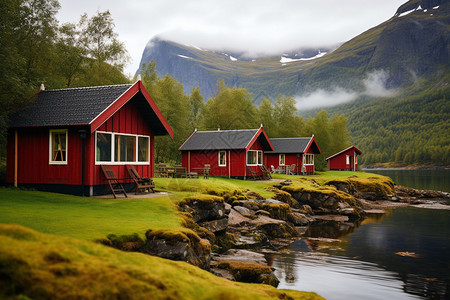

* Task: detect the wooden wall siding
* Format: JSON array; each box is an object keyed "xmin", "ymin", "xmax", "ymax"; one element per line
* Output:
[
  {"xmin": 7, "ymin": 98, "xmax": 156, "ymax": 187},
  {"xmin": 7, "ymin": 127, "xmax": 83, "ymax": 185},
  {"xmin": 327, "ymin": 149, "xmax": 358, "ymax": 170},
  {"xmin": 93, "ymin": 99, "xmax": 155, "ymax": 185}
]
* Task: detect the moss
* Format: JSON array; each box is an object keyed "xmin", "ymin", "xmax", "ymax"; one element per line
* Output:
[
  {"xmin": 105, "ymin": 233, "xmax": 145, "ymax": 252},
  {"xmin": 215, "ymin": 232, "xmax": 236, "ymax": 253},
  {"xmin": 217, "ymin": 260, "xmax": 274, "ymax": 283},
  {"xmin": 181, "ymin": 194, "xmax": 224, "ymax": 206}
]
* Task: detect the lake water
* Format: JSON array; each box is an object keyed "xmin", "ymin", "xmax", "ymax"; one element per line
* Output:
[
  {"xmin": 271, "ymin": 170, "xmax": 450, "ymax": 299},
  {"xmin": 364, "ymin": 169, "xmax": 450, "ymax": 193}
]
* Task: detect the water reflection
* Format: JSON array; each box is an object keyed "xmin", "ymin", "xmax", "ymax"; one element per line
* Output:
[{"xmin": 271, "ymin": 207, "xmax": 450, "ymax": 299}]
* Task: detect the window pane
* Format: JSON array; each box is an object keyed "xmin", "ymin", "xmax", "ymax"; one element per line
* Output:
[
  {"xmin": 52, "ymin": 131, "xmax": 66, "ymax": 162},
  {"xmin": 138, "ymin": 136, "xmax": 149, "ymax": 162},
  {"xmin": 96, "ymin": 133, "xmax": 112, "ymax": 162},
  {"xmin": 219, "ymin": 151, "xmax": 226, "ymax": 166},
  {"xmin": 257, "ymin": 151, "xmax": 262, "ymax": 165},
  {"xmin": 115, "ymin": 135, "xmax": 136, "ymax": 162}
]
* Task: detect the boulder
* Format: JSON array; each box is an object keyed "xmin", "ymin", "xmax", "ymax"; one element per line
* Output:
[
  {"xmin": 144, "ymin": 229, "xmax": 211, "ymax": 270},
  {"xmin": 233, "ymin": 206, "xmax": 255, "ymax": 216},
  {"xmin": 216, "ymin": 260, "xmax": 279, "ymax": 287},
  {"xmin": 179, "ymin": 195, "xmax": 226, "ymax": 222},
  {"xmin": 288, "ymin": 212, "xmax": 311, "ymax": 226},
  {"xmin": 228, "ymin": 209, "xmax": 252, "ymax": 226},
  {"xmin": 198, "ymin": 218, "xmax": 228, "ymax": 234}
]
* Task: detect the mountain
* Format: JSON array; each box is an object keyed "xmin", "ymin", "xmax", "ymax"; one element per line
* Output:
[
  {"xmin": 137, "ymin": 0, "xmax": 449, "ymax": 103},
  {"xmin": 137, "ymin": 0, "xmax": 449, "ymax": 166},
  {"xmin": 137, "ymin": 39, "xmax": 333, "ymax": 103}
]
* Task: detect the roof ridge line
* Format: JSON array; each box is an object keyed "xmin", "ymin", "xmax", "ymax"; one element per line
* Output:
[{"xmin": 43, "ymin": 83, "xmax": 132, "ymax": 92}]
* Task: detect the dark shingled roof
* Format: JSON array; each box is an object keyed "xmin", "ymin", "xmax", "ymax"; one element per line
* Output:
[
  {"xmin": 266, "ymin": 137, "xmax": 312, "ymax": 154},
  {"xmin": 179, "ymin": 129, "xmax": 261, "ymax": 151},
  {"xmin": 10, "ymin": 84, "xmax": 132, "ymax": 127}
]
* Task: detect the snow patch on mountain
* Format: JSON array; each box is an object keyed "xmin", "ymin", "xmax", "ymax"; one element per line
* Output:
[{"xmin": 280, "ymin": 51, "xmax": 327, "ymax": 63}]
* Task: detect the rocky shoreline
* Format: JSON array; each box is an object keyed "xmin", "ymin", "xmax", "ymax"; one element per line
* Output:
[{"xmin": 99, "ymin": 178, "xmax": 450, "ymax": 287}]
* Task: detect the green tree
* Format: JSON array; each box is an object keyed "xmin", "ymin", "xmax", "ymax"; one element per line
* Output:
[
  {"xmin": 79, "ymin": 10, "xmax": 129, "ymax": 84},
  {"xmin": 55, "ymin": 22, "xmax": 85, "ymax": 87},
  {"xmin": 201, "ymin": 81, "xmax": 259, "ymax": 130},
  {"xmin": 188, "ymin": 86, "xmax": 204, "ymax": 129},
  {"xmin": 258, "ymin": 98, "xmax": 276, "ymax": 137}
]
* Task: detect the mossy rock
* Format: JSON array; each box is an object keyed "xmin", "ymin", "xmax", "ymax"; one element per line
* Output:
[
  {"xmin": 217, "ymin": 260, "xmax": 278, "ymax": 287},
  {"xmin": 256, "ymin": 222, "xmax": 298, "ymax": 238},
  {"xmin": 105, "ymin": 233, "xmax": 144, "ymax": 252},
  {"xmin": 215, "ymin": 232, "xmax": 237, "ymax": 253},
  {"xmin": 145, "ymin": 229, "xmax": 211, "ymax": 270}
]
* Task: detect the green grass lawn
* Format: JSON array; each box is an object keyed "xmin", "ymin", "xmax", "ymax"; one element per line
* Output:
[
  {"xmin": 0, "ymin": 188, "xmax": 185, "ymax": 241},
  {"xmin": 0, "ymin": 171, "xmax": 386, "ymax": 241}
]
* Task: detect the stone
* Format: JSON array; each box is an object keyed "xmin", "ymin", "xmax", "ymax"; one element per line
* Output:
[
  {"xmin": 288, "ymin": 212, "xmax": 310, "ymax": 226},
  {"xmin": 144, "ymin": 230, "xmax": 211, "ymax": 270},
  {"xmin": 179, "ymin": 197, "xmax": 226, "ymax": 222},
  {"xmin": 255, "ymin": 210, "xmax": 271, "ymax": 217},
  {"xmin": 199, "ymin": 218, "xmax": 228, "ymax": 233},
  {"xmin": 233, "ymin": 206, "xmax": 254, "ymax": 216},
  {"xmin": 228, "ymin": 209, "xmax": 252, "ymax": 226}
]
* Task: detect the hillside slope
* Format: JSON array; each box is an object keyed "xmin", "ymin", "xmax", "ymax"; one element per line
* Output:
[
  {"xmin": 137, "ymin": 0, "xmax": 448, "ymax": 101},
  {"xmin": 0, "ymin": 224, "xmax": 323, "ymax": 300}
]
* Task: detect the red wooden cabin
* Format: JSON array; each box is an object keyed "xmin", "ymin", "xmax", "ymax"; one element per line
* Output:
[
  {"xmin": 179, "ymin": 126, "xmax": 273, "ymax": 179},
  {"xmin": 6, "ymin": 81, "xmax": 173, "ymax": 196},
  {"xmin": 326, "ymin": 146, "xmax": 362, "ymax": 171},
  {"xmin": 265, "ymin": 136, "xmax": 321, "ymax": 174}
]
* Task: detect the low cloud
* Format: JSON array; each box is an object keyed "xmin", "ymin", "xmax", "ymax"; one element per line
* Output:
[
  {"xmin": 295, "ymin": 70, "xmax": 397, "ymax": 110},
  {"xmin": 362, "ymin": 70, "xmax": 396, "ymax": 97},
  {"xmin": 295, "ymin": 87, "xmax": 358, "ymax": 110}
]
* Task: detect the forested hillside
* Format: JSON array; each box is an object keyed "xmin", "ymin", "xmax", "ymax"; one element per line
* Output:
[{"xmin": 319, "ymin": 81, "xmax": 450, "ymax": 166}]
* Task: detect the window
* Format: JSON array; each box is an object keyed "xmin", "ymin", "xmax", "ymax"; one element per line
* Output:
[
  {"xmin": 49, "ymin": 129, "xmax": 68, "ymax": 164},
  {"xmin": 304, "ymin": 153, "xmax": 314, "ymax": 165},
  {"xmin": 355, "ymin": 155, "xmax": 358, "ymax": 164},
  {"xmin": 346, "ymin": 155, "xmax": 350, "ymax": 165},
  {"xmin": 279, "ymin": 154, "xmax": 285, "ymax": 166},
  {"xmin": 219, "ymin": 151, "xmax": 226, "ymax": 166},
  {"xmin": 247, "ymin": 150, "xmax": 262, "ymax": 166},
  {"xmin": 96, "ymin": 132, "xmax": 112, "ymax": 162},
  {"xmin": 95, "ymin": 131, "xmax": 150, "ymax": 165}
]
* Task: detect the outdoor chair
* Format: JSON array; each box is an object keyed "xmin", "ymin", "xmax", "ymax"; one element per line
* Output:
[
  {"xmin": 271, "ymin": 165, "xmax": 278, "ymax": 174},
  {"xmin": 174, "ymin": 166, "xmax": 187, "ymax": 178},
  {"xmin": 247, "ymin": 167, "xmax": 262, "ymax": 180},
  {"xmin": 100, "ymin": 165, "xmax": 127, "ymax": 199},
  {"xmin": 287, "ymin": 164, "xmax": 296, "ymax": 175},
  {"xmin": 157, "ymin": 163, "xmax": 169, "ymax": 177},
  {"xmin": 203, "ymin": 164, "xmax": 210, "ymax": 179},
  {"xmin": 259, "ymin": 165, "xmax": 272, "ymax": 180},
  {"xmin": 127, "ymin": 165, "xmax": 155, "ymax": 194}
]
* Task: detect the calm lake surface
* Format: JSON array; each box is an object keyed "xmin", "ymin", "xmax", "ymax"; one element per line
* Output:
[
  {"xmin": 272, "ymin": 170, "xmax": 450, "ymax": 299},
  {"xmin": 365, "ymin": 169, "xmax": 450, "ymax": 193}
]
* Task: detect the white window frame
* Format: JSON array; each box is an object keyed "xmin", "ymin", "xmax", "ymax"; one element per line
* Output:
[
  {"xmin": 279, "ymin": 154, "xmax": 285, "ymax": 166},
  {"xmin": 95, "ymin": 130, "xmax": 150, "ymax": 165},
  {"xmin": 218, "ymin": 150, "xmax": 226, "ymax": 167},
  {"xmin": 246, "ymin": 150, "xmax": 263, "ymax": 166},
  {"xmin": 304, "ymin": 153, "xmax": 314, "ymax": 165},
  {"xmin": 49, "ymin": 129, "xmax": 68, "ymax": 165},
  {"xmin": 346, "ymin": 155, "xmax": 350, "ymax": 165}
]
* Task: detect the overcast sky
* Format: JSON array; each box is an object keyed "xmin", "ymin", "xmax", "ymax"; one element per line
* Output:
[{"xmin": 57, "ymin": 0, "xmax": 406, "ymax": 76}]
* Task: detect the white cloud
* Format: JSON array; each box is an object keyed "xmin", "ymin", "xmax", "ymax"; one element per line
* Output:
[
  {"xmin": 295, "ymin": 70, "xmax": 397, "ymax": 110},
  {"xmin": 57, "ymin": 0, "xmax": 406, "ymax": 75}
]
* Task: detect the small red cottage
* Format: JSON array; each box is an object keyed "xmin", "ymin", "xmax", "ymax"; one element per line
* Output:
[
  {"xmin": 179, "ymin": 126, "xmax": 273, "ymax": 178},
  {"xmin": 265, "ymin": 136, "xmax": 321, "ymax": 174},
  {"xmin": 6, "ymin": 80, "xmax": 173, "ymax": 195},
  {"xmin": 326, "ymin": 146, "xmax": 362, "ymax": 171}
]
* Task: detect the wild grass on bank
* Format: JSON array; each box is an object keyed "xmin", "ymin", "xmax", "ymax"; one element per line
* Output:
[
  {"xmin": 0, "ymin": 188, "xmax": 184, "ymax": 241},
  {"xmin": 0, "ymin": 224, "xmax": 323, "ymax": 300}
]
